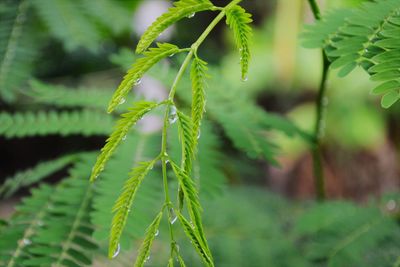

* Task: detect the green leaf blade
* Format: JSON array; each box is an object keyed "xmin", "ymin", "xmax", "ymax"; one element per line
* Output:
[
  {"xmin": 108, "ymin": 43, "xmax": 179, "ymax": 113},
  {"xmin": 109, "ymin": 159, "xmax": 157, "ymax": 259},
  {"xmin": 136, "ymin": 0, "xmax": 213, "ymax": 53},
  {"xmin": 226, "ymin": 5, "xmax": 253, "ymax": 81},
  {"xmin": 90, "ymin": 101, "xmax": 158, "ymax": 182},
  {"xmin": 133, "ymin": 212, "xmax": 163, "ymax": 267}
]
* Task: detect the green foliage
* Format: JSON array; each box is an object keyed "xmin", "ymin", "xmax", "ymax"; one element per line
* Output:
[
  {"xmin": 0, "ymin": 153, "xmax": 89, "ymax": 198},
  {"xmin": 135, "ymin": 0, "xmax": 213, "ymax": 53},
  {"xmin": 32, "ymin": 0, "xmax": 100, "ymax": 52},
  {"xmin": 226, "ymin": 5, "xmax": 253, "ymax": 80},
  {"xmin": 26, "ymin": 80, "xmax": 135, "ymax": 111},
  {"xmin": 294, "ymin": 201, "xmax": 400, "ymax": 267},
  {"xmin": 302, "ymin": 0, "xmax": 400, "ymax": 108},
  {"xmin": 177, "ymin": 111, "xmax": 195, "ymax": 173},
  {"xmin": 0, "ymin": 0, "xmax": 38, "ymax": 102},
  {"xmin": 108, "ymin": 43, "xmax": 179, "ymax": 113},
  {"xmin": 190, "ymin": 57, "xmax": 208, "ymax": 148},
  {"xmin": 177, "ymin": 212, "xmax": 214, "ymax": 267},
  {"xmin": 0, "ymin": 110, "xmax": 114, "ymax": 138},
  {"xmin": 109, "ymin": 159, "xmax": 158, "ymax": 259},
  {"xmin": 90, "ymin": 131, "xmax": 163, "ymax": 247},
  {"xmin": 90, "ymin": 101, "xmax": 159, "ymax": 182},
  {"xmin": 0, "ymin": 163, "xmax": 98, "ymax": 267},
  {"xmin": 133, "ymin": 212, "xmax": 163, "ymax": 267}
]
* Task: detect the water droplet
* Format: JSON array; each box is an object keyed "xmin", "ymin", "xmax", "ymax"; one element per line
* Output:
[
  {"xmin": 119, "ymin": 98, "xmax": 126, "ymax": 105},
  {"xmin": 175, "ymin": 244, "xmax": 180, "ymax": 252},
  {"xmin": 169, "ymin": 53, "xmax": 175, "ymax": 57},
  {"xmin": 144, "ymin": 255, "xmax": 151, "ymax": 262},
  {"xmin": 241, "ymin": 76, "xmax": 248, "ymax": 82},
  {"xmin": 112, "ymin": 243, "xmax": 120, "ymax": 258},
  {"xmin": 165, "ymin": 159, "xmax": 169, "ymax": 164},
  {"xmin": 386, "ymin": 199, "xmax": 397, "ymax": 211},
  {"xmin": 168, "ymin": 106, "xmax": 177, "ymax": 124},
  {"xmin": 22, "ymin": 239, "xmax": 31, "ymax": 246},
  {"xmin": 135, "ymin": 78, "xmax": 142, "ymax": 85},
  {"xmin": 197, "ymin": 130, "xmax": 201, "ymax": 139},
  {"xmin": 169, "ymin": 208, "xmax": 177, "ymax": 224},
  {"xmin": 155, "ymin": 229, "xmax": 159, "ymax": 237},
  {"xmin": 122, "ymin": 135, "xmax": 127, "ymax": 141},
  {"xmin": 187, "ymin": 12, "xmax": 195, "ymax": 18}
]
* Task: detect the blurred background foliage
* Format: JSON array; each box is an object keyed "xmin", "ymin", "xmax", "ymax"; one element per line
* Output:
[{"xmin": 0, "ymin": 0, "xmax": 399, "ymax": 266}]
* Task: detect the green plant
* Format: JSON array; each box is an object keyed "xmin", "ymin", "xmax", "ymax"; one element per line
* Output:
[
  {"xmin": 1, "ymin": 0, "xmax": 400, "ymax": 266},
  {"xmin": 89, "ymin": 0, "xmax": 255, "ymax": 265}
]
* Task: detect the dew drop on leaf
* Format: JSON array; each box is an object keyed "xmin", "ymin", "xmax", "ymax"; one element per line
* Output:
[
  {"xmin": 241, "ymin": 76, "xmax": 248, "ymax": 82},
  {"xmin": 197, "ymin": 130, "xmax": 201, "ymax": 139},
  {"xmin": 122, "ymin": 135, "xmax": 127, "ymax": 141},
  {"xmin": 169, "ymin": 53, "xmax": 175, "ymax": 57},
  {"xmin": 21, "ymin": 238, "xmax": 32, "ymax": 246},
  {"xmin": 169, "ymin": 207, "xmax": 177, "ymax": 224},
  {"xmin": 168, "ymin": 106, "xmax": 177, "ymax": 124},
  {"xmin": 112, "ymin": 243, "xmax": 120, "ymax": 258},
  {"xmin": 119, "ymin": 98, "xmax": 126, "ymax": 105},
  {"xmin": 155, "ymin": 229, "xmax": 159, "ymax": 237},
  {"xmin": 187, "ymin": 12, "xmax": 195, "ymax": 18},
  {"xmin": 135, "ymin": 78, "xmax": 142, "ymax": 85}
]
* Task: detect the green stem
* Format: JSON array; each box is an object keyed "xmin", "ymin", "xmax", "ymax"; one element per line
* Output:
[
  {"xmin": 159, "ymin": 4, "xmax": 230, "ymax": 257},
  {"xmin": 307, "ymin": 0, "xmax": 321, "ymax": 20},
  {"xmin": 307, "ymin": 0, "xmax": 329, "ymax": 201}
]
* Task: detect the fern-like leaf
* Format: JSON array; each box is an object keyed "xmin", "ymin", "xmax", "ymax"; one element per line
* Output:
[
  {"xmin": 0, "ymin": 110, "xmax": 114, "ymax": 138},
  {"xmin": 170, "ymin": 162, "xmax": 212, "ymax": 261},
  {"xmin": 108, "ymin": 43, "xmax": 179, "ymax": 113},
  {"xmin": 32, "ymin": 0, "xmax": 102, "ymax": 52},
  {"xmin": 302, "ymin": 0, "xmax": 400, "ymax": 107},
  {"xmin": 0, "ymin": 153, "xmax": 90, "ymax": 198},
  {"xmin": 177, "ymin": 212, "xmax": 214, "ymax": 267},
  {"xmin": 177, "ymin": 111, "xmax": 195, "ymax": 173},
  {"xmin": 226, "ymin": 5, "xmax": 253, "ymax": 81},
  {"xmin": 90, "ymin": 131, "xmax": 163, "ymax": 249},
  {"xmin": 109, "ymin": 159, "xmax": 158, "ymax": 259},
  {"xmin": 90, "ymin": 101, "xmax": 158, "ymax": 182},
  {"xmin": 0, "ymin": 0, "xmax": 38, "ymax": 102},
  {"xmin": 191, "ymin": 57, "xmax": 208, "ymax": 146},
  {"xmin": 135, "ymin": 0, "xmax": 213, "ymax": 53},
  {"xmin": 27, "ymin": 80, "xmax": 134, "ymax": 111},
  {"xmin": 133, "ymin": 212, "xmax": 163, "ymax": 267}
]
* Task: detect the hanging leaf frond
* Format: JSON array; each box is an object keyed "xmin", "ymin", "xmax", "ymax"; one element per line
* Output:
[
  {"xmin": 109, "ymin": 159, "xmax": 158, "ymax": 259},
  {"xmin": 177, "ymin": 111, "xmax": 195, "ymax": 173},
  {"xmin": 133, "ymin": 212, "xmax": 163, "ymax": 267},
  {"xmin": 136, "ymin": 0, "xmax": 213, "ymax": 53},
  {"xmin": 226, "ymin": 5, "xmax": 253, "ymax": 81},
  {"xmin": 108, "ymin": 43, "xmax": 179, "ymax": 113},
  {"xmin": 90, "ymin": 101, "xmax": 159, "ymax": 182},
  {"xmin": 177, "ymin": 212, "xmax": 214, "ymax": 267},
  {"xmin": 190, "ymin": 57, "xmax": 208, "ymax": 146}
]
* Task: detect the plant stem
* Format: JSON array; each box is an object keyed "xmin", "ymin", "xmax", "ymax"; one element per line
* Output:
[
  {"xmin": 307, "ymin": 0, "xmax": 329, "ymax": 200},
  {"xmin": 159, "ymin": 4, "xmax": 230, "ymax": 257},
  {"xmin": 307, "ymin": 0, "xmax": 321, "ymax": 20}
]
